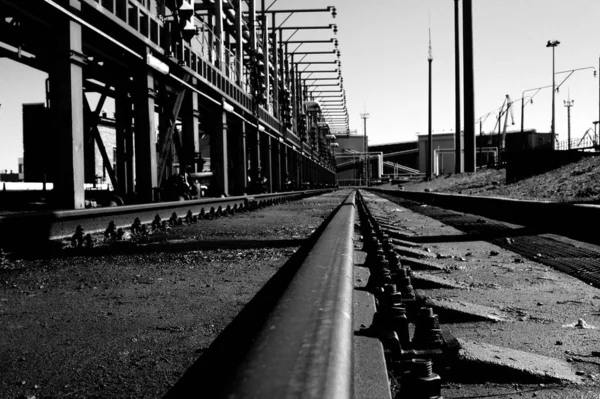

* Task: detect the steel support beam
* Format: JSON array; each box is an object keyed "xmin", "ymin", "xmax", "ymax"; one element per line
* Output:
[
  {"xmin": 454, "ymin": 0, "xmax": 462, "ymax": 173},
  {"xmin": 211, "ymin": 107, "xmax": 230, "ymax": 196},
  {"xmin": 248, "ymin": 123, "xmax": 261, "ymax": 193},
  {"xmin": 261, "ymin": 13, "xmax": 270, "ymax": 110},
  {"xmin": 261, "ymin": 133, "xmax": 273, "ymax": 193},
  {"xmin": 282, "ymin": 144, "xmax": 289, "ymax": 189},
  {"xmin": 233, "ymin": 121, "xmax": 248, "ymax": 195},
  {"xmin": 214, "ymin": 0, "xmax": 224, "ymax": 69},
  {"xmin": 115, "ymin": 84, "xmax": 134, "ymax": 196},
  {"xmin": 83, "ymin": 92, "xmax": 118, "ymax": 189},
  {"xmin": 49, "ymin": 0, "xmax": 85, "ymax": 209},
  {"xmin": 134, "ymin": 70, "xmax": 158, "ymax": 202},
  {"xmin": 157, "ymin": 80, "xmax": 188, "ymax": 187},
  {"xmin": 182, "ymin": 77, "xmax": 200, "ymax": 174},
  {"xmin": 271, "ymin": 139, "xmax": 281, "ymax": 191},
  {"xmin": 463, "ymin": 0, "xmax": 476, "ymax": 172},
  {"xmin": 271, "ymin": 13, "xmax": 279, "ymax": 118}
]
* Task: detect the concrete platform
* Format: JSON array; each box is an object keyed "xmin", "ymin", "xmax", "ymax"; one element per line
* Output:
[
  {"xmin": 427, "ymin": 298, "xmax": 510, "ymax": 323},
  {"xmin": 456, "ymin": 339, "xmax": 584, "ymax": 384},
  {"xmin": 411, "ymin": 271, "xmax": 469, "ymax": 290}
]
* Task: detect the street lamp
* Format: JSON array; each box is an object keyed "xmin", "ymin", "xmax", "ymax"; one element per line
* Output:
[
  {"xmin": 546, "ymin": 39, "xmax": 560, "ymax": 149},
  {"xmin": 564, "ymin": 94, "xmax": 574, "ymax": 150}
]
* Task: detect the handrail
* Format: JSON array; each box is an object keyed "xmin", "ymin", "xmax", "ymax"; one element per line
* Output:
[{"xmin": 224, "ymin": 191, "xmax": 355, "ymax": 398}]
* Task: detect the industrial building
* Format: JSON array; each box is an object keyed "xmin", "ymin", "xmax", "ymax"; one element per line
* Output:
[{"xmin": 1, "ymin": 0, "xmax": 344, "ymax": 209}]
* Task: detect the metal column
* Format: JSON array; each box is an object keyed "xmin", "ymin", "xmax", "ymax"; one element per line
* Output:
[
  {"xmin": 235, "ymin": 0, "xmax": 244, "ymax": 85},
  {"xmin": 211, "ymin": 107, "xmax": 230, "ymax": 196},
  {"xmin": 261, "ymin": 134, "xmax": 272, "ymax": 193},
  {"xmin": 282, "ymin": 144, "xmax": 289, "ymax": 190},
  {"xmin": 49, "ymin": 0, "xmax": 85, "ymax": 209},
  {"xmin": 214, "ymin": 0, "xmax": 224, "ymax": 69},
  {"xmin": 454, "ymin": 0, "xmax": 462, "ymax": 173},
  {"xmin": 134, "ymin": 70, "xmax": 158, "ymax": 202},
  {"xmin": 115, "ymin": 84, "xmax": 134, "ymax": 196},
  {"xmin": 463, "ymin": 0, "xmax": 476, "ymax": 172},
  {"xmin": 248, "ymin": 124, "xmax": 261, "ymax": 193},
  {"xmin": 271, "ymin": 14, "xmax": 279, "ymax": 118},
  {"xmin": 182, "ymin": 78, "xmax": 200, "ymax": 172},
  {"xmin": 231, "ymin": 120, "xmax": 248, "ymax": 195},
  {"xmin": 262, "ymin": 14, "xmax": 270, "ymax": 110},
  {"xmin": 271, "ymin": 139, "xmax": 281, "ymax": 191}
]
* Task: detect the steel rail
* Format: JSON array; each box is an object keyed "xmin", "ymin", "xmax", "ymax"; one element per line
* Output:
[
  {"xmin": 369, "ymin": 188, "xmax": 600, "ymax": 247},
  {"xmin": 223, "ymin": 191, "xmax": 356, "ymax": 398},
  {"xmin": 0, "ymin": 189, "xmax": 333, "ymax": 248}
]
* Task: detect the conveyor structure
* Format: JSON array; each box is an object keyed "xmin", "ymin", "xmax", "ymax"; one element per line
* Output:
[{"xmin": 0, "ymin": 0, "xmax": 348, "ymax": 209}]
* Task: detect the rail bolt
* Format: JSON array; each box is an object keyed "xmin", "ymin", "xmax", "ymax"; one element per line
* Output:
[
  {"xmin": 84, "ymin": 234, "xmax": 93, "ymax": 248},
  {"xmin": 152, "ymin": 215, "xmax": 162, "ymax": 230},
  {"xmin": 413, "ymin": 307, "xmax": 443, "ymax": 349},
  {"xmin": 400, "ymin": 358, "xmax": 442, "ymax": 399},
  {"xmin": 72, "ymin": 225, "xmax": 85, "ymax": 248},
  {"xmin": 169, "ymin": 212, "xmax": 179, "ymax": 226},
  {"xmin": 185, "ymin": 210, "xmax": 194, "ymax": 224},
  {"xmin": 388, "ymin": 305, "xmax": 411, "ymax": 348},
  {"xmin": 104, "ymin": 221, "xmax": 117, "ymax": 239},
  {"xmin": 131, "ymin": 217, "xmax": 142, "ymax": 234},
  {"xmin": 381, "ymin": 330, "xmax": 402, "ymax": 363}
]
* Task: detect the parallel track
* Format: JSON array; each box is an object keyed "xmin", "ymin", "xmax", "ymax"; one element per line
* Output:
[{"xmin": 0, "ymin": 189, "xmax": 333, "ymax": 249}]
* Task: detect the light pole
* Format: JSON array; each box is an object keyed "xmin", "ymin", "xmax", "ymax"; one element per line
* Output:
[
  {"xmin": 427, "ymin": 27, "xmax": 433, "ymax": 180},
  {"xmin": 564, "ymin": 94, "xmax": 574, "ymax": 150},
  {"xmin": 546, "ymin": 40, "xmax": 560, "ymax": 149}
]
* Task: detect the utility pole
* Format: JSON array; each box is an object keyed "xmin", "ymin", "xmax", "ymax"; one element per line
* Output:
[
  {"xmin": 463, "ymin": 0, "xmax": 476, "ymax": 172},
  {"xmin": 564, "ymin": 93, "xmax": 574, "ymax": 150},
  {"xmin": 547, "ymin": 40, "xmax": 560, "ymax": 149},
  {"xmin": 427, "ymin": 25, "xmax": 433, "ymax": 180},
  {"xmin": 360, "ymin": 112, "xmax": 369, "ymax": 186},
  {"xmin": 454, "ymin": 0, "xmax": 462, "ymax": 174}
]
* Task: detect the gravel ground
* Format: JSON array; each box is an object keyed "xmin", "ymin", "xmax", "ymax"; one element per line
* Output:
[
  {"xmin": 361, "ymin": 191, "xmax": 600, "ymax": 398},
  {"xmin": 386, "ymin": 155, "xmax": 600, "ymax": 204},
  {"xmin": 0, "ymin": 192, "xmax": 347, "ymax": 399}
]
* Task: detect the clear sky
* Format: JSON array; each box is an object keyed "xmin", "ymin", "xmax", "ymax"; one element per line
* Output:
[{"xmin": 2, "ymin": 0, "xmax": 600, "ymax": 171}]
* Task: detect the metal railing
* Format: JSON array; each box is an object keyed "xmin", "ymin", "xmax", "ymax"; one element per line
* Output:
[
  {"xmin": 192, "ymin": 17, "xmax": 246, "ymax": 88},
  {"xmin": 556, "ymin": 135, "xmax": 599, "ymax": 151}
]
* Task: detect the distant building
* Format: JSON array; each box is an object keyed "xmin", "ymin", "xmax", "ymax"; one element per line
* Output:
[
  {"xmin": 369, "ymin": 141, "xmax": 419, "ymax": 176},
  {"xmin": 0, "ymin": 170, "xmax": 19, "ymax": 182},
  {"xmin": 417, "ymin": 130, "xmax": 552, "ymax": 176}
]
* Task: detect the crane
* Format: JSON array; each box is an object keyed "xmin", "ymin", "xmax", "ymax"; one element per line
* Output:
[{"xmin": 493, "ymin": 94, "xmax": 514, "ymax": 165}]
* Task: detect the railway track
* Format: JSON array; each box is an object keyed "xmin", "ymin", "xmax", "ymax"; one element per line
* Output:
[
  {"xmin": 0, "ymin": 189, "xmax": 360, "ymax": 398},
  {"xmin": 0, "ymin": 189, "xmax": 333, "ymax": 252},
  {"xmin": 357, "ymin": 189, "xmax": 600, "ymax": 398},
  {"xmin": 2, "ymin": 188, "xmax": 600, "ymax": 398}
]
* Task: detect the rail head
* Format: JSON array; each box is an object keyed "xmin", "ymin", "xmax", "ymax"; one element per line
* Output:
[{"xmin": 225, "ymin": 191, "xmax": 356, "ymax": 399}]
